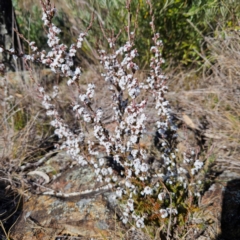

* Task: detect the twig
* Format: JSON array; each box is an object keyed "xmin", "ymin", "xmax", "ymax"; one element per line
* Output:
[
  {"xmin": 133, "ymin": 2, "xmax": 140, "ymax": 36},
  {"xmin": 146, "ymin": 0, "xmax": 156, "ymax": 34},
  {"xmin": 0, "ymin": 220, "xmax": 9, "ymax": 240},
  {"xmin": 126, "ymin": 0, "xmax": 132, "ymax": 42},
  {"xmin": 42, "ymin": 184, "xmax": 112, "ymax": 198},
  {"xmin": 6, "ymin": 202, "xmax": 22, "ymax": 239},
  {"xmin": 86, "ymin": 12, "xmax": 94, "ymax": 32},
  {"xmin": 98, "ymin": 20, "xmax": 109, "ymax": 42},
  {"xmin": 20, "ymin": 150, "xmax": 58, "ymax": 171},
  {"xmin": 154, "ymin": 224, "xmax": 165, "ymax": 240}
]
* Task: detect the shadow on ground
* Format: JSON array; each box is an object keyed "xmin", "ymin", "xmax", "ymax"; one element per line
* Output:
[
  {"xmin": 0, "ymin": 180, "xmax": 23, "ymax": 240},
  {"xmin": 217, "ymin": 179, "xmax": 240, "ymax": 240}
]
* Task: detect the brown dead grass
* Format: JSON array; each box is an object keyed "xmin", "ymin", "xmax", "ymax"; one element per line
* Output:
[
  {"xmin": 0, "ymin": 70, "xmax": 56, "ymax": 168},
  {"xmin": 166, "ymin": 29, "xmax": 240, "ymax": 175}
]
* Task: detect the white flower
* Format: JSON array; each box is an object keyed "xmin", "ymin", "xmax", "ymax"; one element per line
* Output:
[
  {"xmin": 140, "ymin": 149, "xmax": 147, "ymax": 159},
  {"xmin": 116, "ymin": 187, "xmax": 123, "ymax": 198},
  {"xmin": 158, "ymin": 192, "xmax": 165, "ymax": 201},
  {"xmin": 122, "ymin": 217, "xmax": 128, "ymax": 224},
  {"xmin": 67, "ymin": 79, "xmax": 74, "ymax": 85},
  {"xmin": 46, "ymin": 110, "xmax": 56, "ymax": 116},
  {"xmin": 167, "ymin": 179, "xmax": 173, "ymax": 185},
  {"xmin": 112, "ymin": 175, "xmax": 118, "ymax": 182},
  {"xmin": 130, "ymin": 135, "xmax": 138, "ymax": 144},
  {"xmin": 127, "ymin": 199, "xmax": 134, "ymax": 211},
  {"xmin": 99, "ymin": 158, "xmax": 105, "ymax": 166},
  {"xmin": 194, "ymin": 160, "xmax": 203, "ymax": 170},
  {"xmin": 79, "ymin": 94, "xmax": 87, "ymax": 102},
  {"xmin": 140, "ymin": 163, "xmax": 149, "ymax": 172},
  {"xmin": 195, "ymin": 192, "xmax": 201, "ymax": 197},
  {"xmin": 77, "ymin": 107, "xmax": 85, "ymax": 115},
  {"xmin": 95, "ymin": 168, "xmax": 100, "ymax": 175},
  {"xmin": 83, "ymin": 113, "xmax": 91, "ymax": 122},
  {"xmin": 160, "ymin": 209, "xmax": 168, "ymax": 218},
  {"xmin": 125, "ymin": 180, "xmax": 132, "ymax": 188},
  {"xmin": 178, "ymin": 167, "xmax": 187, "ymax": 174},
  {"xmin": 95, "ymin": 108, "xmax": 103, "ymax": 122},
  {"xmin": 52, "ymin": 24, "xmax": 61, "ymax": 34},
  {"xmin": 86, "ymin": 83, "xmax": 95, "ymax": 99},
  {"xmin": 136, "ymin": 218, "xmax": 145, "ymax": 228},
  {"xmin": 131, "ymin": 149, "xmax": 138, "ymax": 158},
  {"xmin": 38, "ymin": 87, "xmax": 45, "ymax": 93},
  {"xmin": 167, "ymin": 208, "xmax": 178, "ymax": 215},
  {"xmin": 101, "ymin": 168, "xmax": 108, "ymax": 176},
  {"xmin": 124, "ymin": 169, "xmax": 131, "ymax": 178},
  {"xmin": 73, "ymin": 104, "xmax": 80, "ymax": 111},
  {"xmin": 191, "ymin": 168, "xmax": 197, "ymax": 175},
  {"xmin": 75, "ymin": 67, "xmax": 81, "ymax": 75},
  {"xmin": 143, "ymin": 186, "xmax": 153, "ymax": 195},
  {"xmin": 97, "ymin": 175, "xmax": 103, "ymax": 182},
  {"xmin": 108, "ymin": 167, "xmax": 113, "ymax": 175},
  {"xmin": 105, "ymin": 177, "xmax": 111, "ymax": 183}
]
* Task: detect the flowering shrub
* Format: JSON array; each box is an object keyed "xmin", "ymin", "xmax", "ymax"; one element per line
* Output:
[{"xmin": 0, "ymin": 0, "xmax": 205, "ymax": 236}]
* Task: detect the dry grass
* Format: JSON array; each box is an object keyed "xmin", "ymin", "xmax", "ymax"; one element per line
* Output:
[
  {"xmin": 0, "ymin": 70, "xmax": 56, "ymax": 168},
  {"xmin": 166, "ymin": 29, "xmax": 240, "ymax": 172}
]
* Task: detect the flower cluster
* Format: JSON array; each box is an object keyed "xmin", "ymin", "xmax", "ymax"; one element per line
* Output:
[
  {"xmin": 1, "ymin": 0, "xmax": 205, "ymax": 231},
  {"xmin": 38, "ymin": 86, "xmax": 87, "ymax": 166}
]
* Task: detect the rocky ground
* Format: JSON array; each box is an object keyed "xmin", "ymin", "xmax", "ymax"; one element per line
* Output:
[{"xmin": 1, "ymin": 131, "xmax": 240, "ymax": 240}]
